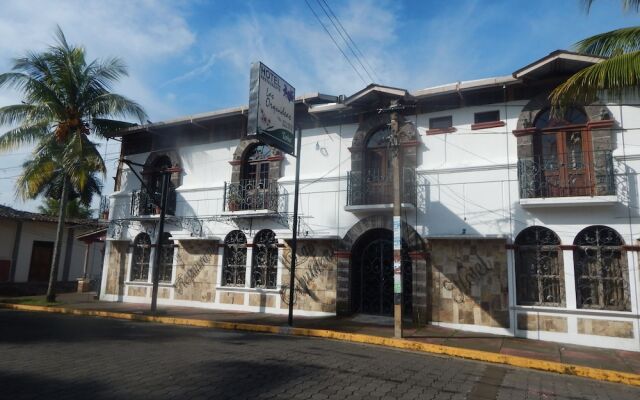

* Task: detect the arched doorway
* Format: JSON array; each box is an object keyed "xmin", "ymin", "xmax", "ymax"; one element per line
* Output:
[{"xmin": 350, "ymin": 228, "xmax": 412, "ymax": 316}]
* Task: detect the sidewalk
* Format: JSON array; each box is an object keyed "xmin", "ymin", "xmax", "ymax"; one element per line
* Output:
[{"xmin": 3, "ymin": 292, "xmax": 640, "ymax": 380}]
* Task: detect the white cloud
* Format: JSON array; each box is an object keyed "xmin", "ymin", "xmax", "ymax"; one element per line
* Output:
[
  {"xmin": 0, "ymin": 0, "xmax": 197, "ymax": 211},
  {"xmin": 0, "ymin": 0, "xmax": 196, "ymax": 119}
]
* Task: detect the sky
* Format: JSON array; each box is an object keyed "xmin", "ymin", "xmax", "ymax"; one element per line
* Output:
[{"xmin": 0, "ymin": 0, "xmax": 635, "ymax": 213}]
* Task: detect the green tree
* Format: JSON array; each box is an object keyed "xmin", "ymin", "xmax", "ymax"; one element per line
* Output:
[
  {"xmin": 550, "ymin": 0, "xmax": 640, "ymax": 106},
  {"xmin": 0, "ymin": 27, "xmax": 147, "ymax": 301},
  {"xmin": 38, "ymin": 198, "xmax": 94, "ymax": 219}
]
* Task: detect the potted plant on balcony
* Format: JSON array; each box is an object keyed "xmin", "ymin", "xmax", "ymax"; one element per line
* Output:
[{"xmin": 228, "ymin": 192, "xmax": 242, "ymax": 212}]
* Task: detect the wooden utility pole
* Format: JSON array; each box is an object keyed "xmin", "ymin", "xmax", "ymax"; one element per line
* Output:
[{"xmin": 390, "ymin": 110, "xmax": 403, "ymax": 339}]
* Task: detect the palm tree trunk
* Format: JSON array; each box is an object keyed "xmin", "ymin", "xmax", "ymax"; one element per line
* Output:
[{"xmin": 46, "ymin": 174, "xmax": 70, "ymax": 302}]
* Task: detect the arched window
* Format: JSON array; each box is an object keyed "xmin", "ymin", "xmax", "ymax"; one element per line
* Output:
[
  {"xmin": 222, "ymin": 230, "xmax": 247, "ymax": 287},
  {"xmin": 251, "ymin": 229, "xmax": 278, "ymax": 289},
  {"xmin": 573, "ymin": 226, "xmax": 630, "ymax": 311},
  {"xmin": 242, "ymin": 144, "xmax": 273, "ymax": 189},
  {"xmin": 364, "ymin": 126, "xmax": 391, "ymax": 204},
  {"xmin": 136, "ymin": 155, "xmax": 179, "ymax": 215},
  {"xmin": 158, "ymin": 233, "xmax": 174, "ymax": 283},
  {"xmin": 515, "ymin": 226, "xmax": 564, "ymax": 306},
  {"xmin": 531, "ymin": 107, "xmax": 594, "ymax": 197},
  {"xmin": 131, "ymin": 233, "xmax": 151, "ymax": 281}
]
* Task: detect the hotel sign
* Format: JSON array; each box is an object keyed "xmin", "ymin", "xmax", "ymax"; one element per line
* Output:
[{"xmin": 247, "ymin": 62, "xmax": 296, "ymax": 155}]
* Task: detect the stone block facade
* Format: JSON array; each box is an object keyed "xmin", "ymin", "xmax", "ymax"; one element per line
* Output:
[
  {"xmin": 578, "ymin": 318, "xmax": 634, "ymax": 339},
  {"xmin": 429, "ymin": 239, "xmax": 509, "ymax": 328},
  {"xmin": 173, "ymin": 240, "xmax": 218, "ymax": 302},
  {"xmin": 279, "ymin": 240, "xmax": 337, "ymax": 313},
  {"xmin": 105, "ymin": 242, "xmax": 128, "ymax": 296},
  {"xmin": 517, "ymin": 313, "xmax": 568, "ymax": 333}
]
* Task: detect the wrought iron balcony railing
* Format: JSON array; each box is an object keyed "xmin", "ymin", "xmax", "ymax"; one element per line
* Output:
[
  {"xmin": 346, "ymin": 168, "xmax": 417, "ymax": 207},
  {"xmin": 518, "ymin": 150, "xmax": 615, "ymax": 199},
  {"xmin": 130, "ymin": 189, "xmax": 176, "ymax": 217},
  {"xmin": 223, "ymin": 179, "xmax": 287, "ymax": 213}
]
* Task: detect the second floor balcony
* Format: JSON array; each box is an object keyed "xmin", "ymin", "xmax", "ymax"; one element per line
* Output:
[
  {"xmin": 130, "ymin": 189, "xmax": 176, "ymax": 217},
  {"xmin": 223, "ymin": 179, "xmax": 287, "ymax": 215},
  {"xmin": 518, "ymin": 150, "xmax": 616, "ymax": 207},
  {"xmin": 346, "ymin": 168, "xmax": 417, "ymax": 211}
]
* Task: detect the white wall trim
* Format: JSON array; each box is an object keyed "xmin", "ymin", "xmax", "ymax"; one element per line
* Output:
[{"xmin": 100, "ymin": 295, "xmax": 334, "ymax": 317}]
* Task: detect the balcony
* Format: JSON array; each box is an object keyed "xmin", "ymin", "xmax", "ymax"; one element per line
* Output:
[
  {"xmin": 518, "ymin": 150, "xmax": 617, "ymax": 207},
  {"xmin": 346, "ymin": 168, "xmax": 417, "ymax": 212},
  {"xmin": 223, "ymin": 179, "xmax": 287, "ymax": 216},
  {"xmin": 130, "ymin": 189, "xmax": 176, "ymax": 217}
]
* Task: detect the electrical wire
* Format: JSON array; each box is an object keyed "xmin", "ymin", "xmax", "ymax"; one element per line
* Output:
[
  {"xmin": 320, "ymin": 0, "xmax": 380, "ymax": 83},
  {"xmin": 304, "ymin": 0, "xmax": 368, "ymax": 85},
  {"xmin": 316, "ymin": 0, "xmax": 376, "ymax": 83}
]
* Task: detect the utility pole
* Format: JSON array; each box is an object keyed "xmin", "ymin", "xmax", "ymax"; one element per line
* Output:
[
  {"xmin": 379, "ymin": 100, "xmax": 405, "ymax": 338},
  {"xmin": 288, "ymin": 126, "xmax": 302, "ymax": 326},
  {"xmin": 150, "ymin": 170, "xmax": 170, "ymax": 314}
]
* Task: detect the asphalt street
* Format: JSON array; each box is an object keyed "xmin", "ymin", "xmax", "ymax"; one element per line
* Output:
[{"xmin": 0, "ymin": 309, "xmax": 638, "ymax": 400}]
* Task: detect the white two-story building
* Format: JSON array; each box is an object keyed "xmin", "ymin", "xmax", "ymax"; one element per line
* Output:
[{"xmin": 101, "ymin": 51, "xmax": 640, "ymax": 351}]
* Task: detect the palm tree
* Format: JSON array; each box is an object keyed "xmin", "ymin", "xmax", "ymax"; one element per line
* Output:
[
  {"xmin": 550, "ymin": 0, "xmax": 640, "ymax": 106},
  {"xmin": 38, "ymin": 198, "xmax": 94, "ymax": 220},
  {"xmin": 0, "ymin": 27, "xmax": 147, "ymax": 301}
]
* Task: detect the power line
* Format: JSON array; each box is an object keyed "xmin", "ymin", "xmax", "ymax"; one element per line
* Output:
[
  {"xmin": 320, "ymin": 0, "xmax": 380, "ymax": 82},
  {"xmin": 304, "ymin": 0, "xmax": 368, "ymax": 85},
  {"xmin": 316, "ymin": 0, "xmax": 376, "ymax": 83}
]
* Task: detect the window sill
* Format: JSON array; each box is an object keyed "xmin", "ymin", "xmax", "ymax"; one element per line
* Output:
[
  {"xmin": 125, "ymin": 281, "xmax": 174, "ymax": 287},
  {"xmin": 519, "ymin": 195, "xmax": 618, "ymax": 208},
  {"xmin": 512, "ymin": 305, "xmax": 638, "ymax": 319},
  {"xmin": 221, "ymin": 209, "xmax": 279, "ymax": 218},
  {"xmin": 471, "ymin": 121, "xmax": 505, "ymax": 130},
  {"xmin": 426, "ymin": 127, "xmax": 456, "ymax": 135},
  {"xmin": 216, "ymin": 285, "xmax": 281, "ymax": 294}
]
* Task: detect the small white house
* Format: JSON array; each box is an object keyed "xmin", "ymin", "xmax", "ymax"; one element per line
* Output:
[{"xmin": 0, "ymin": 205, "xmax": 105, "ymax": 294}]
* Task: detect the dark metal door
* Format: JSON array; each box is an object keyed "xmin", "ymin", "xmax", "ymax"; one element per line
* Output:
[
  {"xmin": 357, "ymin": 236, "xmax": 413, "ymax": 316},
  {"xmin": 360, "ymin": 238, "xmax": 393, "ymax": 315}
]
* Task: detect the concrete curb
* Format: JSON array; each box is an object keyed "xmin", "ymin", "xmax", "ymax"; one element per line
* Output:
[{"xmin": 2, "ymin": 302, "xmax": 639, "ymax": 387}]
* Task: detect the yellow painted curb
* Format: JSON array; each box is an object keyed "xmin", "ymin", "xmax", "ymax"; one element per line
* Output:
[{"xmin": 2, "ymin": 302, "xmax": 639, "ymax": 387}]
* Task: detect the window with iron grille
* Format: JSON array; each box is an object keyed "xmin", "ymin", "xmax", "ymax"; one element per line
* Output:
[
  {"xmin": 131, "ymin": 233, "xmax": 151, "ymax": 281},
  {"xmin": 573, "ymin": 226, "xmax": 630, "ymax": 311},
  {"xmin": 251, "ymin": 229, "xmax": 278, "ymax": 289},
  {"xmin": 222, "ymin": 230, "xmax": 247, "ymax": 287},
  {"xmin": 515, "ymin": 226, "xmax": 564, "ymax": 306},
  {"xmin": 158, "ymin": 233, "xmax": 174, "ymax": 283}
]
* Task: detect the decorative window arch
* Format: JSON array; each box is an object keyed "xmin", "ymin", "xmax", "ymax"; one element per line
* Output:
[
  {"xmin": 573, "ymin": 225, "xmax": 630, "ymax": 311},
  {"xmin": 514, "ymin": 226, "xmax": 564, "ymax": 306},
  {"xmin": 138, "ymin": 152, "xmax": 180, "ymax": 216},
  {"xmin": 222, "ymin": 230, "xmax": 247, "ymax": 287},
  {"xmin": 158, "ymin": 232, "xmax": 174, "ymax": 283},
  {"xmin": 242, "ymin": 144, "xmax": 273, "ymax": 188},
  {"xmin": 131, "ymin": 233, "xmax": 151, "ymax": 281},
  {"xmin": 251, "ymin": 229, "xmax": 278, "ymax": 289}
]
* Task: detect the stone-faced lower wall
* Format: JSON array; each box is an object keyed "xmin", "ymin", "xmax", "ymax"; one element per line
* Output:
[
  {"xmin": 173, "ymin": 240, "xmax": 218, "ymax": 302},
  {"xmin": 429, "ymin": 239, "xmax": 509, "ymax": 328},
  {"xmin": 105, "ymin": 242, "xmax": 129, "ymax": 296},
  {"xmin": 280, "ymin": 240, "xmax": 337, "ymax": 313}
]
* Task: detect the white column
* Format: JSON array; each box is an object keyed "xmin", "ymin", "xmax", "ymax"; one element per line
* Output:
[
  {"xmin": 563, "ymin": 249, "xmax": 577, "ymax": 310},
  {"xmin": 245, "ymin": 244, "xmax": 254, "ymax": 287}
]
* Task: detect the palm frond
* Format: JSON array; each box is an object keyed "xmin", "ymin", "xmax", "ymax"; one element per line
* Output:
[
  {"xmin": 87, "ymin": 93, "xmax": 148, "ymax": 123},
  {"xmin": 582, "ymin": 0, "xmax": 640, "ymax": 13},
  {"xmin": 0, "ymin": 122, "xmax": 49, "ymax": 151},
  {"xmin": 550, "ymin": 51, "xmax": 640, "ymax": 106},
  {"xmin": 576, "ymin": 26, "xmax": 640, "ymax": 57}
]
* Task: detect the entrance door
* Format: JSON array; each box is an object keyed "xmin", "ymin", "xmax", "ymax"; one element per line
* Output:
[
  {"xmin": 351, "ymin": 229, "xmax": 412, "ymax": 316},
  {"xmin": 28, "ymin": 241, "xmax": 54, "ymax": 282}
]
